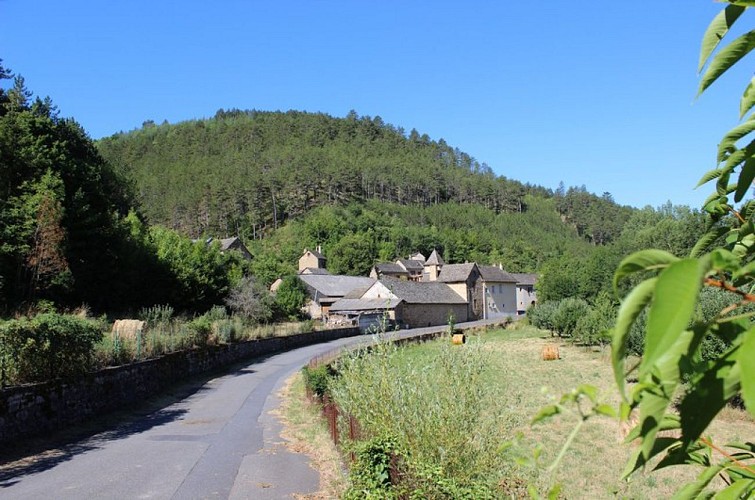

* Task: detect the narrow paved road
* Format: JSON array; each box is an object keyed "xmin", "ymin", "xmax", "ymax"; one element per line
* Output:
[{"xmin": 0, "ymin": 319, "xmax": 504, "ymax": 499}]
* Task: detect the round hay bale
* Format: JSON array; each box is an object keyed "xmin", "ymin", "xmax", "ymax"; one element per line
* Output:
[
  {"xmin": 541, "ymin": 344, "xmax": 559, "ymax": 361},
  {"xmin": 451, "ymin": 333, "xmax": 466, "ymax": 345}
]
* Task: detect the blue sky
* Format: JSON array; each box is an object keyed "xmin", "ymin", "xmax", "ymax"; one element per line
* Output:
[{"xmin": 1, "ymin": 1, "xmax": 752, "ymax": 208}]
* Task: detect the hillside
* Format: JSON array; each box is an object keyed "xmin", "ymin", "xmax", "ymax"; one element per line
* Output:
[
  {"xmin": 98, "ymin": 110, "xmax": 564, "ymax": 238},
  {"xmin": 97, "ymin": 110, "xmax": 644, "ymax": 275}
]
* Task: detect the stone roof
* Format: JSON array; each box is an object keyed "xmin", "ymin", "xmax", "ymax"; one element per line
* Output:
[
  {"xmin": 437, "ymin": 263, "xmax": 478, "ymax": 283},
  {"xmin": 479, "ymin": 265, "xmax": 518, "ymax": 283},
  {"xmin": 373, "ymin": 262, "xmax": 409, "ymax": 275},
  {"xmin": 397, "ymin": 259, "xmax": 424, "ymax": 272},
  {"xmin": 511, "ymin": 273, "xmax": 538, "ymax": 286},
  {"xmin": 219, "ymin": 236, "xmax": 241, "ymax": 251},
  {"xmin": 426, "ymin": 249, "xmax": 445, "ymax": 265},
  {"xmin": 330, "ymin": 298, "xmax": 403, "ymax": 312},
  {"xmin": 298, "ymin": 267, "xmax": 331, "ymax": 275},
  {"xmin": 298, "ymin": 274, "xmax": 375, "ymax": 299},
  {"xmin": 409, "ymin": 252, "xmax": 426, "ymax": 263},
  {"xmin": 344, "ymin": 285, "xmax": 374, "ymax": 299},
  {"xmin": 381, "ymin": 277, "xmax": 466, "ymax": 304}
]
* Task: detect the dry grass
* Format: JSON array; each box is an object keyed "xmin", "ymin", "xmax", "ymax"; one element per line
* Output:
[
  {"xmin": 276, "ymin": 372, "xmax": 347, "ymax": 499},
  {"xmin": 484, "ymin": 326, "xmax": 754, "ymax": 498}
]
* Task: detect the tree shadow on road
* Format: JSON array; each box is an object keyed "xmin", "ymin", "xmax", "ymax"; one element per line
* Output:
[{"xmin": 0, "ymin": 355, "xmax": 268, "ymax": 487}]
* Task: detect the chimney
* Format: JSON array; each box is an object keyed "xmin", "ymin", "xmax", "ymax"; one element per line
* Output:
[{"xmin": 317, "ymin": 244, "xmax": 322, "ymax": 254}]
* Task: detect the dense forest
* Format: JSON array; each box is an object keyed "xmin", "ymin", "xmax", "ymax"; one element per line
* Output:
[{"xmin": 97, "ymin": 110, "xmax": 636, "ymax": 245}]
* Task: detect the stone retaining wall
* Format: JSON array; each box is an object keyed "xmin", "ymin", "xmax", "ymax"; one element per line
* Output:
[{"xmin": 0, "ymin": 327, "xmax": 359, "ymax": 446}]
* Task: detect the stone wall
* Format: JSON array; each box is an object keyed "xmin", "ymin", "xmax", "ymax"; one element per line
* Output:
[{"xmin": 0, "ymin": 327, "xmax": 359, "ymax": 446}]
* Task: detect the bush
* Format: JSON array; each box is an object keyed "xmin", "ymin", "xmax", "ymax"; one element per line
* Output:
[
  {"xmin": 573, "ymin": 292, "xmax": 616, "ymax": 346},
  {"xmin": 0, "ymin": 313, "xmax": 103, "ymax": 385},
  {"xmin": 552, "ymin": 297, "xmax": 590, "ymax": 337},
  {"xmin": 302, "ymin": 363, "xmax": 338, "ymax": 398},
  {"xmin": 187, "ymin": 316, "xmax": 212, "ymax": 347},
  {"xmin": 527, "ymin": 301, "xmax": 558, "ymax": 332}
]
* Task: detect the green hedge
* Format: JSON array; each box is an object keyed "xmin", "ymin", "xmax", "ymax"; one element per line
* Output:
[{"xmin": 0, "ymin": 313, "xmax": 103, "ymax": 385}]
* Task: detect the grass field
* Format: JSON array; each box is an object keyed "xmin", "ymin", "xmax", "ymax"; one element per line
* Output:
[
  {"xmin": 469, "ymin": 325, "xmax": 752, "ymax": 498},
  {"xmin": 284, "ymin": 324, "xmax": 754, "ymax": 498}
]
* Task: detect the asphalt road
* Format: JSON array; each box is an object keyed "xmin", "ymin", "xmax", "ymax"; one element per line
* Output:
[{"xmin": 0, "ymin": 319, "xmax": 505, "ymax": 499}]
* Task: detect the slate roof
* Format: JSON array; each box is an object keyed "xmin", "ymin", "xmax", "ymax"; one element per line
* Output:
[
  {"xmin": 397, "ymin": 259, "xmax": 424, "ymax": 272},
  {"xmin": 330, "ymin": 298, "xmax": 403, "ymax": 312},
  {"xmin": 381, "ymin": 277, "xmax": 466, "ymax": 304},
  {"xmin": 511, "ymin": 273, "xmax": 538, "ymax": 286},
  {"xmin": 298, "ymin": 267, "xmax": 331, "ymax": 275},
  {"xmin": 437, "ymin": 263, "xmax": 478, "ymax": 283},
  {"xmin": 373, "ymin": 262, "xmax": 409, "ymax": 275},
  {"xmin": 479, "ymin": 265, "xmax": 518, "ymax": 283},
  {"xmin": 298, "ymin": 274, "xmax": 375, "ymax": 299},
  {"xmin": 409, "ymin": 252, "xmax": 426, "ymax": 263},
  {"xmin": 219, "ymin": 236, "xmax": 241, "ymax": 251},
  {"xmin": 426, "ymin": 249, "xmax": 445, "ymax": 265},
  {"xmin": 344, "ymin": 285, "xmax": 374, "ymax": 299}
]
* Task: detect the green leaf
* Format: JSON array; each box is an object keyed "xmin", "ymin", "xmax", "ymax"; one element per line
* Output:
[
  {"xmin": 678, "ymin": 347, "xmax": 741, "ymax": 447},
  {"xmin": 622, "ymin": 437, "xmax": 680, "ymax": 478},
  {"xmin": 673, "ymin": 464, "xmax": 725, "ymax": 500},
  {"xmin": 613, "ymin": 250, "xmax": 678, "ymax": 292},
  {"xmin": 698, "ymin": 4, "xmax": 746, "ymax": 73},
  {"xmin": 732, "ymin": 259, "xmax": 755, "ymax": 286},
  {"xmin": 739, "ymin": 328, "xmax": 755, "ymax": 418},
  {"xmin": 641, "ymin": 260, "xmax": 704, "ymax": 377},
  {"xmin": 594, "ymin": 404, "xmax": 617, "ymax": 418},
  {"xmin": 612, "ymin": 278, "xmax": 657, "ymax": 399},
  {"xmin": 531, "ymin": 404, "xmax": 561, "ymax": 425},
  {"xmin": 547, "ymin": 484, "xmax": 563, "ymax": 500},
  {"xmin": 709, "ymin": 248, "xmax": 740, "ymax": 274},
  {"xmin": 699, "ymin": 30, "xmax": 755, "ymax": 96},
  {"xmin": 713, "ymin": 479, "xmax": 755, "ymax": 500},
  {"xmin": 718, "ymin": 116, "xmax": 755, "ymax": 163},
  {"xmin": 743, "ymin": 77, "xmax": 755, "ymax": 119},
  {"xmin": 736, "ymin": 156, "xmax": 755, "ymax": 202},
  {"xmin": 696, "ymin": 167, "xmax": 726, "ymax": 188}
]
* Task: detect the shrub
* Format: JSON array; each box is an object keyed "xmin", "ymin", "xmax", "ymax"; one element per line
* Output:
[
  {"xmin": 552, "ymin": 297, "xmax": 590, "ymax": 337},
  {"xmin": 573, "ymin": 292, "xmax": 616, "ymax": 346},
  {"xmin": 138, "ymin": 304, "xmax": 174, "ymax": 328},
  {"xmin": 331, "ymin": 339, "xmax": 519, "ymax": 494},
  {"xmin": 187, "ymin": 316, "xmax": 212, "ymax": 347},
  {"xmin": 302, "ymin": 363, "xmax": 338, "ymax": 398},
  {"xmin": 0, "ymin": 313, "xmax": 103, "ymax": 385},
  {"xmin": 527, "ymin": 301, "xmax": 558, "ymax": 332}
]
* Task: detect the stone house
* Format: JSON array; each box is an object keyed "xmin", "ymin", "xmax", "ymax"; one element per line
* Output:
[
  {"xmin": 193, "ymin": 236, "xmax": 252, "ymax": 260},
  {"xmin": 330, "ymin": 277, "xmax": 468, "ymax": 329},
  {"xmin": 396, "ymin": 258, "xmax": 424, "ymax": 281},
  {"xmin": 299, "ymin": 247, "xmax": 326, "ymax": 273},
  {"xmin": 218, "ymin": 236, "xmax": 252, "ymax": 260},
  {"xmin": 423, "ymin": 249, "xmax": 444, "ymax": 281},
  {"xmin": 370, "ymin": 262, "xmax": 410, "ymax": 280},
  {"xmin": 297, "ymin": 273, "xmax": 375, "ymax": 319},
  {"xmin": 478, "ymin": 266, "xmax": 518, "ymax": 318},
  {"xmin": 511, "ymin": 273, "xmax": 538, "ymax": 314},
  {"xmin": 436, "ymin": 263, "xmax": 484, "ymax": 320}
]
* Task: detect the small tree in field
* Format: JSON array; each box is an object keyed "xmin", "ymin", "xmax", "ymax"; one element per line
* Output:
[{"xmin": 225, "ymin": 276, "xmax": 274, "ymax": 324}]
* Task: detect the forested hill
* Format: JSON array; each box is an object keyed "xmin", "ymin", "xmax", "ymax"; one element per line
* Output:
[{"xmin": 97, "ymin": 110, "xmax": 565, "ymax": 239}]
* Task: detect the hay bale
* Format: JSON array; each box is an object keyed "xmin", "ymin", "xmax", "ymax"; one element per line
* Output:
[
  {"xmin": 112, "ymin": 319, "xmax": 145, "ymax": 341},
  {"xmin": 451, "ymin": 333, "xmax": 466, "ymax": 345},
  {"xmin": 541, "ymin": 344, "xmax": 559, "ymax": 361}
]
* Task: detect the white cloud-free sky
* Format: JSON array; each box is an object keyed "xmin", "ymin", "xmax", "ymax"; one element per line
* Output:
[{"xmin": 2, "ymin": 1, "xmax": 751, "ymax": 208}]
